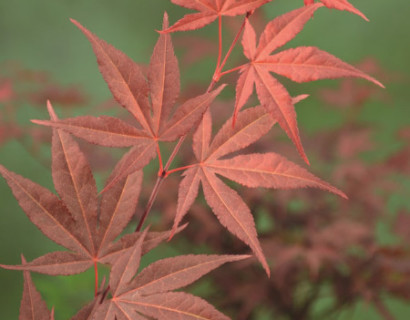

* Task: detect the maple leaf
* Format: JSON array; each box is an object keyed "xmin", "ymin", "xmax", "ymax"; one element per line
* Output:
[
  {"xmin": 234, "ymin": 4, "xmax": 383, "ymax": 164},
  {"xmin": 19, "ymin": 256, "xmax": 55, "ymax": 320},
  {"xmin": 171, "ymin": 106, "xmax": 347, "ymax": 276},
  {"xmin": 304, "ymin": 0, "xmax": 369, "ymax": 21},
  {"xmin": 32, "ymin": 14, "xmax": 224, "ymax": 192},
  {"xmin": 0, "ymin": 102, "xmax": 185, "ymax": 276},
  {"xmin": 164, "ymin": 0, "xmax": 271, "ymax": 33},
  {"xmin": 90, "ymin": 229, "xmax": 249, "ymax": 320}
]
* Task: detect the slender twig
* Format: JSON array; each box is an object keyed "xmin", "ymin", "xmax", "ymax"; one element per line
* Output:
[
  {"xmin": 218, "ymin": 64, "xmax": 247, "ymax": 78},
  {"xmin": 156, "ymin": 141, "xmax": 164, "ymax": 173},
  {"xmin": 135, "ymin": 136, "xmax": 186, "ymax": 232},
  {"xmin": 165, "ymin": 164, "xmax": 197, "ymax": 177}
]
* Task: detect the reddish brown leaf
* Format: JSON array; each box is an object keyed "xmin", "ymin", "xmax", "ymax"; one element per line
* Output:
[
  {"xmin": 99, "ymin": 224, "xmax": 187, "ymax": 265},
  {"xmin": 126, "ymin": 254, "xmax": 249, "ymax": 296},
  {"xmin": 159, "ymin": 85, "xmax": 225, "ymax": 141},
  {"xmin": 165, "ymin": 0, "xmax": 271, "ymax": 33},
  {"xmin": 170, "ymin": 167, "xmax": 201, "ymax": 239},
  {"xmin": 32, "ymin": 116, "xmax": 152, "ymax": 147},
  {"xmin": 1, "ymin": 104, "xmax": 162, "ymax": 277},
  {"xmin": 19, "ymin": 256, "xmax": 54, "ymax": 320},
  {"xmin": 149, "ymin": 13, "xmax": 180, "ymax": 134},
  {"xmin": 234, "ymin": 5, "xmax": 383, "ymax": 163},
  {"xmin": 256, "ymin": 4, "xmax": 323, "ymax": 60},
  {"xmin": 2, "ymin": 252, "xmax": 92, "ymax": 276},
  {"xmin": 90, "ymin": 230, "xmax": 245, "ymax": 319},
  {"xmin": 263, "ymin": 46, "xmax": 384, "ymax": 87},
  {"xmin": 50, "ymin": 103, "xmax": 98, "ymax": 253},
  {"xmin": 208, "ymin": 106, "xmax": 274, "ymax": 161},
  {"xmin": 110, "ymin": 229, "xmax": 147, "ymax": 296},
  {"xmin": 0, "ymin": 165, "xmax": 86, "ymax": 255},
  {"xmin": 71, "ymin": 19, "xmax": 153, "ymax": 134},
  {"xmin": 122, "ymin": 292, "xmax": 230, "ymax": 320},
  {"xmin": 254, "ymin": 65, "xmax": 309, "ymax": 164},
  {"xmin": 305, "ymin": 0, "xmax": 369, "ymax": 21},
  {"xmin": 192, "ymin": 109, "xmax": 213, "ymax": 161},
  {"xmin": 200, "ymin": 169, "xmax": 270, "ymax": 275},
  {"xmin": 208, "ymin": 153, "xmax": 347, "ymax": 198},
  {"xmin": 101, "ymin": 141, "xmax": 156, "ymax": 193}
]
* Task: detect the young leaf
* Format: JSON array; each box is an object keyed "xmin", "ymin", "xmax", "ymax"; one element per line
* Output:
[
  {"xmin": 165, "ymin": 0, "xmax": 271, "ymax": 33},
  {"xmin": 233, "ymin": 5, "xmax": 383, "ymax": 163},
  {"xmin": 171, "ymin": 106, "xmax": 347, "ymax": 275},
  {"xmin": 19, "ymin": 256, "xmax": 54, "ymax": 320},
  {"xmin": 91, "ymin": 229, "xmax": 248, "ymax": 320}
]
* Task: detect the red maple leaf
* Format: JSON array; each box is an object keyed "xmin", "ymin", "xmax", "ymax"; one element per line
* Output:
[
  {"xmin": 19, "ymin": 256, "xmax": 55, "ymax": 320},
  {"xmin": 304, "ymin": 0, "xmax": 369, "ymax": 21},
  {"xmin": 33, "ymin": 14, "xmax": 224, "ymax": 192},
  {"xmin": 164, "ymin": 0, "xmax": 271, "ymax": 33},
  {"xmin": 0, "ymin": 102, "xmax": 184, "ymax": 279},
  {"xmin": 171, "ymin": 106, "xmax": 347, "ymax": 276},
  {"xmin": 77, "ymin": 229, "xmax": 249, "ymax": 320},
  {"xmin": 233, "ymin": 4, "xmax": 383, "ymax": 164}
]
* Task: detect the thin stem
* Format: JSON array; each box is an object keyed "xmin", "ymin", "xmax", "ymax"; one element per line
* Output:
[
  {"xmin": 135, "ymin": 176, "xmax": 164, "ymax": 232},
  {"xmin": 216, "ymin": 15, "xmax": 223, "ymax": 72},
  {"xmin": 210, "ymin": 12, "xmax": 250, "ymax": 87},
  {"xmin": 93, "ymin": 260, "xmax": 98, "ymax": 297},
  {"xmin": 156, "ymin": 141, "xmax": 164, "ymax": 174},
  {"xmin": 164, "ymin": 135, "xmax": 186, "ymax": 172},
  {"xmin": 165, "ymin": 164, "xmax": 197, "ymax": 177},
  {"xmin": 218, "ymin": 64, "xmax": 247, "ymax": 78},
  {"xmin": 135, "ymin": 136, "xmax": 186, "ymax": 232}
]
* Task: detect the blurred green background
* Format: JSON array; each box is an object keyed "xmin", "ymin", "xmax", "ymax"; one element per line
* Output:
[{"xmin": 1, "ymin": 0, "xmax": 409, "ymax": 319}]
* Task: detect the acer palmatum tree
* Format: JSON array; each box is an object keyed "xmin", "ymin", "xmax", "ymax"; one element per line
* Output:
[{"xmin": 0, "ymin": 1, "xmax": 384, "ymax": 319}]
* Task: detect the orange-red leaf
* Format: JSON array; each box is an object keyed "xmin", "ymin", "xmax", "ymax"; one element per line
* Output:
[
  {"xmin": 263, "ymin": 46, "xmax": 384, "ymax": 87},
  {"xmin": 51, "ymin": 107, "xmax": 98, "ymax": 253},
  {"xmin": 207, "ymin": 106, "xmax": 274, "ymax": 161},
  {"xmin": 122, "ymin": 292, "xmax": 230, "ymax": 320},
  {"xmin": 149, "ymin": 13, "xmax": 180, "ymax": 134},
  {"xmin": 159, "ymin": 85, "xmax": 225, "ymax": 141},
  {"xmin": 101, "ymin": 141, "xmax": 156, "ymax": 193},
  {"xmin": 172, "ymin": 166, "xmax": 201, "ymax": 238},
  {"xmin": 200, "ymin": 169, "xmax": 270, "ymax": 275},
  {"xmin": 256, "ymin": 4, "xmax": 323, "ymax": 60},
  {"xmin": 126, "ymin": 254, "xmax": 249, "ymax": 297},
  {"xmin": 0, "ymin": 165, "xmax": 86, "ymax": 255},
  {"xmin": 2, "ymin": 252, "xmax": 92, "ymax": 276},
  {"xmin": 165, "ymin": 0, "xmax": 271, "ymax": 33},
  {"xmin": 318, "ymin": 0, "xmax": 368, "ymax": 21},
  {"xmin": 207, "ymin": 153, "xmax": 347, "ymax": 198},
  {"xmin": 32, "ymin": 116, "xmax": 152, "ymax": 147},
  {"xmin": 253, "ymin": 65, "xmax": 309, "ymax": 164}
]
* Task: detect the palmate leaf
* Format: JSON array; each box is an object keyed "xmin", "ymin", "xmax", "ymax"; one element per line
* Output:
[
  {"xmin": 19, "ymin": 256, "xmax": 54, "ymax": 320},
  {"xmin": 304, "ymin": 0, "xmax": 369, "ymax": 21},
  {"xmin": 32, "ymin": 13, "xmax": 224, "ymax": 192},
  {"xmin": 233, "ymin": 4, "xmax": 383, "ymax": 164},
  {"xmin": 164, "ymin": 0, "xmax": 271, "ymax": 33},
  {"xmin": 0, "ymin": 102, "xmax": 184, "ymax": 276},
  {"xmin": 89, "ymin": 229, "xmax": 248, "ymax": 320},
  {"xmin": 172, "ymin": 106, "xmax": 347, "ymax": 276}
]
